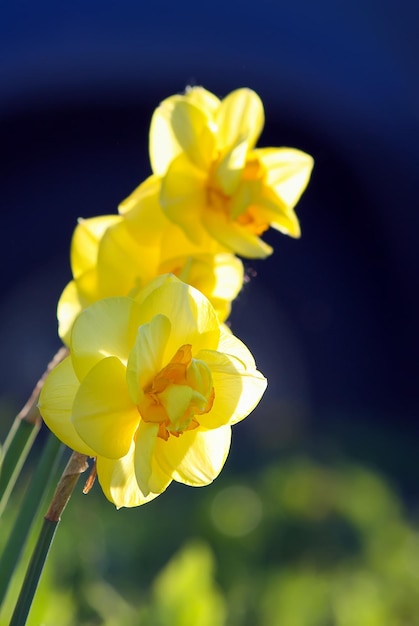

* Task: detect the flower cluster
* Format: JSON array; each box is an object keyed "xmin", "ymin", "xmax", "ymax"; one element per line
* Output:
[{"xmin": 39, "ymin": 86, "xmax": 313, "ymax": 508}]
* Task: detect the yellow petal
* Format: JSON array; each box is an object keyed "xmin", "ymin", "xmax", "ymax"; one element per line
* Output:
[
  {"xmin": 215, "ymin": 88, "xmax": 264, "ymax": 152},
  {"xmin": 96, "ymin": 219, "xmax": 160, "ymax": 298},
  {"xmin": 158, "ymin": 252, "xmax": 243, "ymax": 323},
  {"xmin": 160, "ymin": 153, "xmax": 208, "ymax": 245},
  {"xmin": 230, "ymin": 176, "xmax": 301, "ymax": 238},
  {"xmin": 150, "ymin": 98, "xmax": 214, "ymax": 175},
  {"xmin": 255, "ymin": 147, "xmax": 314, "ymax": 209},
  {"xmin": 217, "ymin": 325, "xmax": 257, "ymax": 368},
  {"xmin": 214, "ymin": 138, "xmax": 249, "ymax": 196},
  {"xmin": 97, "ymin": 441, "xmax": 163, "ymax": 508},
  {"xmin": 71, "ymin": 215, "xmax": 120, "ymax": 278},
  {"xmin": 57, "ymin": 266, "xmax": 105, "ymax": 346},
  {"xmin": 133, "ymin": 273, "xmax": 182, "ymax": 307},
  {"xmin": 210, "ymin": 253, "xmax": 244, "ymax": 301},
  {"xmin": 210, "ymin": 299, "xmax": 231, "ymax": 323},
  {"xmin": 158, "ymin": 219, "xmax": 223, "ymax": 264},
  {"xmin": 38, "ymin": 357, "xmax": 96, "ymax": 456},
  {"xmin": 57, "ymin": 280, "xmax": 84, "ymax": 346},
  {"xmin": 71, "ymin": 297, "xmax": 142, "ymax": 381},
  {"xmin": 135, "ymin": 278, "xmax": 220, "ymax": 363},
  {"xmin": 196, "ymin": 349, "xmax": 267, "ymax": 428},
  {"xmin": 118, "ymin": 176, "xmax": 171, "ymax": 244},
  {"xmin": 154, "ymin": 425, "xmax": 232, "ymax": 486},
  {"xmin": 256, "ymin": 197, "xmax": 301, "ymax": 238},
  {"xmin": 183, "ymin": 86, "xmax": 221, "ymax": 115},
  {"xmin": 73, "ymin": 266, "xmax": 101, "ymax": 303},
  {"xmin": 72, "ymin": 356, "xmax": 139, "ymax": 459},
  {"xmin": 202, "ymin": 207, "xmax": 273, "ymax": 258},
  {"xmin": 126, "ymin": 314, "xmax": 171, "ymax": 403},
  {"xmin": 134, "ymin": 421, "xmax": 172, "ymax": 496},
  {"xmin": 198, "ymin": 325, "xmax": 267, "ymax": 427}
]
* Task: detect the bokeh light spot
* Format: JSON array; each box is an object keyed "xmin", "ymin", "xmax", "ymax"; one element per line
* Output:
[{"xmin": 211, "ymin": 485, "xmax": 263, "ymax": 537}]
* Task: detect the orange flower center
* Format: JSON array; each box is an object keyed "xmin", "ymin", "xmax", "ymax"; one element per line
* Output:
[
  {"xmin": 206, "ymin": 156, "xmax": 269, "ymax": 236},
  {"xmin": 236, "ymin": 207, "xmax": 269, "ymax": 235},
  {"xmin": 139, "ymin": 344, "xmax": 215, "ymax": 441},
  {"xmin": 206, "ymin": 183, "xmax": 231, "ymax": 214}
]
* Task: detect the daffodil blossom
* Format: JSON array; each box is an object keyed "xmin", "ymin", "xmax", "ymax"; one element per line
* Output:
[
  {"xmin": 39, "ymin": 275, "xmax": 267, "ymax": 508},
  {"xmin": 58, "ymin": 182, "xmax": 244, "ymax": 344},
  {"xmin": 133, "ymin": 86, "xmax": 313, "ymax": 258}
]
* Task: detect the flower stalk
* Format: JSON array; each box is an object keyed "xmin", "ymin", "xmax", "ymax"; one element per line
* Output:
[
  {"xmin": 0, "ymin": 432, "xmax": 64, "ymax": 608},
  {"xmin": 0, "ymin": 418, "xmax": 40, "ymax": 519},
  {"xmin": 9, "ymin": 451, "xmax": 89, "ymax": 626}
]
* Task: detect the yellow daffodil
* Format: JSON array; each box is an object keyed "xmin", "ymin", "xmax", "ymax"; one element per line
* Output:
[
  {"xmin": 139, "ymin": 86, "xmax": 313, "ymax": 258},
  {"xmin": 58, "ymin": 181, "xmax": 244, "ymax": 344},
  {"xmin": 39, "ymin": 275, "xmax": 267, "ymax": 508}
]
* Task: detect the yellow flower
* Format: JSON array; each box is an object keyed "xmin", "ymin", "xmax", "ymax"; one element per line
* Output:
[
  {"xmin": 58, "ymin": 179, "xmax": 243, "ymax": 344},
  {"xmin": 39, "ymin": 275, "xmax": 267, "ymax": 508},
  {"xmin": 142, "ymin": 86, "xmax": 313, "ymax": 258}
]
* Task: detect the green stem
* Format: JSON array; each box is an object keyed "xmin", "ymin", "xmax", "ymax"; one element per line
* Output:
[
  {"xmin": 0, "ymin": 347, "xmax": 68, "ymax": 518},
  {"xmin": 9, "ymin": 451, "xmax": 89, "ymax": 626},
  {"xmin": 9, "ymin": 519, "xmax": 58, "ymax": 626},
  {"xmin": 0, "ymin": 432, "xmax": 64, "ymax": 607},
  {"xmin": 0, "ymin": 420, "xmax": 40, "ymax": 518}
]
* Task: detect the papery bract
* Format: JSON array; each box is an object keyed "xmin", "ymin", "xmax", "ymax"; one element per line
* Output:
[{"xmin": 39, "ymin": 275, "xmax": 267, "ymax": 508}]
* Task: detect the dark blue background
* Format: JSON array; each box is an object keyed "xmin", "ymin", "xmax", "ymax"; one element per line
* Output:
[{"xmin": 1, "ymin": 1, "xmax": 418, "ymax": 444}]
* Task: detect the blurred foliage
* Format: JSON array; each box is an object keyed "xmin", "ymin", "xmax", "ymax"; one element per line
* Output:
[{"xmin": 2, "ymin": 436, "xmax": 419, "ymax": 626}]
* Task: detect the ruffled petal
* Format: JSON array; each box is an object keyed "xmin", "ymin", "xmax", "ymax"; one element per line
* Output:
[
  {"xmin": 38, "ymin": 357, "xmax": 96, "ymax": 456},
  {"xmin": 215, "ymin": 88, "xmax": 264, "ymax": 153},
  {"xmin": 154, "ymin": 425, "xmax": 232, "ymax": 486},
  {"xmin": 72, "ymin": 356, "xmax": 140, "ymax": 459},
  {"xmin": 97, "ymin": 441, "xmax": 162, "ymax": 508},
  {"xmin": 134, "ymin": 421, "xmax": 172, "ymax": 496},
  {"xmin": 71, "ymin": 297, "xmax": 143, "ymax": 380}
]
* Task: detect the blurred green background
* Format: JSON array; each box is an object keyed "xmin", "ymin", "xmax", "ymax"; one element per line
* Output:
[{"xmin": 2, "ymin": 404, "xmax": 419, "ymax": 625}]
